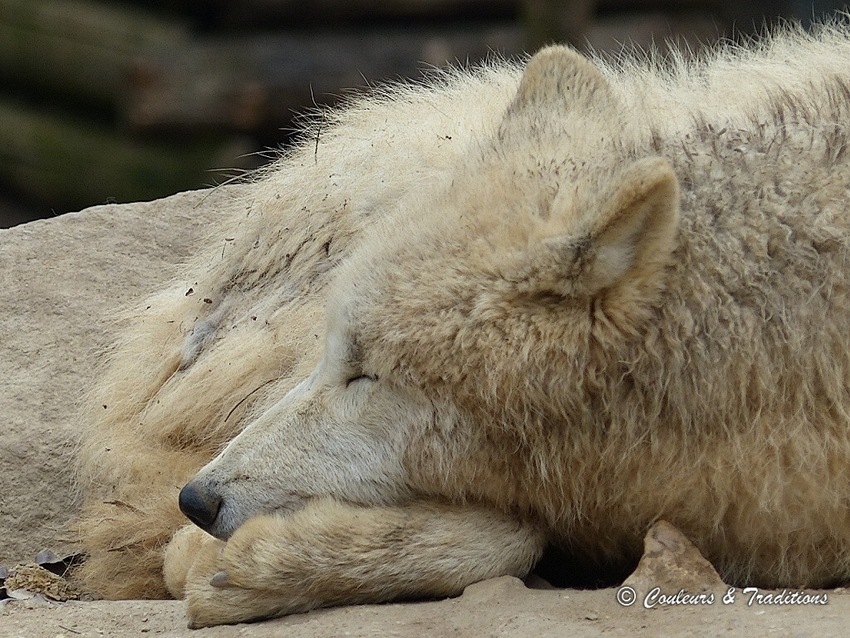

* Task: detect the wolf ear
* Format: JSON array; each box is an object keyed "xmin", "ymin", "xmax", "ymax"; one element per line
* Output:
[
  {"xmin": 524, "ymin": 157, "xmax": 680, "ymax": 323},
  {"xmin": 580, "ymin": 157, "xmax": 680, "ymax": 296},
  {"xmin": 508, "ymin": 45, "xmax": 614, "ymax": 114}
]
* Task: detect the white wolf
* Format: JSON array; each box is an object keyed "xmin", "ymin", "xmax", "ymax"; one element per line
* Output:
[{"xmin": 75, "ymin": 22, "xmax": 850, "ymax": 627}]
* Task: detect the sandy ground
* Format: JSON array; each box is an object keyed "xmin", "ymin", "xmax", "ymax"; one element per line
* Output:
[
  {"xmin": 2, "ymin": 189, "xmax": 849, "ymax": 637},
  {"xmin": 4, "ymin": 576, "xmax": 850, "ymax": 638}
]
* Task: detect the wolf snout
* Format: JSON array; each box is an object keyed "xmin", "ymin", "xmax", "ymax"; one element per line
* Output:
[{"xmin": 178, "ymin": 480, "xmax": 222, "ymax": 529}]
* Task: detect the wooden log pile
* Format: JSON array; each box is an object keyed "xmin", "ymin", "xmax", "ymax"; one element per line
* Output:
[{"xmin": 0, "ymin": 0, "xmax": 833, "ymax": 223}]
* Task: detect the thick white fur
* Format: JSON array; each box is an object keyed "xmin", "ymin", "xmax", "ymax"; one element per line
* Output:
[{"xmin": 75, "ymin": 21, "xmax": 850, "ymax": 626}]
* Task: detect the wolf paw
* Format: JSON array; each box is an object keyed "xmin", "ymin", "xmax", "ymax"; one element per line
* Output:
[
  {"xmin": 180, "ymin": 514, "xmax": 311, "ymax": 628},
  {"xmin": 163, "ymin": 524, "xmax": 225, "ymax": 600}
]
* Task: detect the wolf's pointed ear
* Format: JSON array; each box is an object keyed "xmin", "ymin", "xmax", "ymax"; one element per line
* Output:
[
  {"xmin": 580, "ymin": 157, "xmax": 680, "ymax": 296},
  {"xmin": 522, "ymin": 157, "xmax": 680, "ymax": 328},
  {"xmin": 508, "ymin": 45, "xmax": 613, "ymax": 114}
]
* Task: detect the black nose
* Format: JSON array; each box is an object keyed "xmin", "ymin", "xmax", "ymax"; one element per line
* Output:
[{"xmin": 178, "ymin": 481, "xmax": 222, "ymax": 528}]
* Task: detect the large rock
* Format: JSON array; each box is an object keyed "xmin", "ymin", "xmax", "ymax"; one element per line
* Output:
[{"xmin": 0, "ymin": 186, "xmax": 243, "ymax": 566}]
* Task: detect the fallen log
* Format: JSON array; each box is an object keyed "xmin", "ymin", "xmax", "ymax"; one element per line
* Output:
[
  {"xmin": 0, "ymin": 97, "xmax": 252, "ymax": 210},
  {"xmin": 124, "ymin": 25, "xmax": 524, "ymax": 133},
  {"xmin": 0, "ymin": 0, "xmax": 187, "ymax": 107}
]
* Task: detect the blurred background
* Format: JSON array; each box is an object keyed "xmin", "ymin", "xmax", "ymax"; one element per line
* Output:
[{"xmin": 1, "ymin": 0, "xmax": 847, "ymax": 227}]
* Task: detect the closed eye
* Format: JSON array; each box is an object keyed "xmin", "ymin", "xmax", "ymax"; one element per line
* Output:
[{"xmin": 345, "ymin": 374, "xmax": 378, "ymax": 387}]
